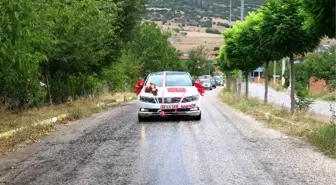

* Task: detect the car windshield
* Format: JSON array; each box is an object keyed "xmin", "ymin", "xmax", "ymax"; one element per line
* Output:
[
  {"xmin": 201, "ymin": 79, "xmax": 210, "ymax": 83},
  {"xmin": 145, "ymin": 72, "xmax": 192, "ymax": 87}
]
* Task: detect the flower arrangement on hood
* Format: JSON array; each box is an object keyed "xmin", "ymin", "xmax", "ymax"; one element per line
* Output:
[{"xmin": 144, "ymin": 82, "xmax": 158, "ymax": 96}]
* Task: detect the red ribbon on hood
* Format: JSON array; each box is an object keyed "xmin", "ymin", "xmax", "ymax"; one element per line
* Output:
[
  {"xmin": 193, "ymin": 81, "xmax": 205, "ymax": 96},
  {"xmin": 135, "ymin": 79, "xmax": 145, "ymax": 96}
]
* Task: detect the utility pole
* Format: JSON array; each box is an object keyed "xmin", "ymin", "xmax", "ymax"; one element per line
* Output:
[
  {"xmin": 229, "ymin": 0, "xmax": 232, "ymax": 28},
  {"xmin": 237, "ymin": 0, "xmax": 244, "ymax": 96},
  {"xmin": 281, "ymin": 58, "xmax": 286, "ymax": 86},
  {"xmin": 273, "ymin": 61, "xmax": 276, "ymax": 84}
]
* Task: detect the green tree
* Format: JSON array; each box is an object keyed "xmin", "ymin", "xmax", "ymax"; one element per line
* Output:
[
  {"xmin": 0, "ymin": 0, "xmax": 47, "ymax": 109},
  {"xmin": 218, "ymin": 12, "xmax": 263, "ymax": 97},
  {"xmin": 258, "ymin": 0, "xmax": 319, "ymax": 114},
  {"xmin": 0, "ymin": 0, "xmax": 147, "ymax": 108},
  {"xmin": 217, "ymin": 46, "xmax": 239, "ymax": 91},
  {"xmin": 184, "ymin": 45, "xmax": 213, "ymax": 76},
  {"xmin": 300, "ymin": 0, "xmax": 335, "ymax": 38},
  {"xmin": 102, "ymin": 21, "xmax": 182, "ymax": 91}
]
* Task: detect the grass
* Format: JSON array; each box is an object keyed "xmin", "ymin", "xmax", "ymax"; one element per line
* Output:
[
  {"xmin": 0, "ymin": 92, "xmax": 136, "ymax": 155},
  {"xmin": 269, "ymin": 83, "xmax": 286, "ymax": 92},
  {"xmin": 309, "ymin": 91, "xmax": 336, "ymax": 101},
  {"xmin": 219, "ymin": 89, "xmax": 336, "ymax": 157}
]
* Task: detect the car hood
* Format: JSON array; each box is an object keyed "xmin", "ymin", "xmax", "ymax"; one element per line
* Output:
[{"xmin": 139, "ymin": 86, "xmax": 200, "ymax": 97}]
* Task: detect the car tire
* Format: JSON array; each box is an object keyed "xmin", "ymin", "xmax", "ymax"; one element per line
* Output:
[
  {"xmin": 210, "ymin": 87, "xmax": 212, "ymax": 90},
  {"xmin": 193, "ymin": 113, "xmax": 201, "ymax": 121},
  {"xmin": 138, "ymin": 114, "xmax": 147, "ymax": 122}
]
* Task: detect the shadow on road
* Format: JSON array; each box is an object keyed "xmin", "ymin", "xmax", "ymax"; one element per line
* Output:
[{"xmin": 140, "ymin": 116, "xmax": 200, "ymax": 123}]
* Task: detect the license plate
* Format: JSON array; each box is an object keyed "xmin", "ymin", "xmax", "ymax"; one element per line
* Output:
[
  {"xmin": 160, "ymin": 105, "xmax": 178, "ymax": 109},
  {"xmin": 160, "ymin": 104, "xmax": 196, "ymax": 110}
]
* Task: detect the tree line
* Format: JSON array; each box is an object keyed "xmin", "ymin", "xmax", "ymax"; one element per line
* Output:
[
  {"xmin": 217, "ymin": 0, "xmax": 335, "ymax": 114},
  {"xmin": 0, "ymin": 0, "xmax": 183, "ymax": 110}
]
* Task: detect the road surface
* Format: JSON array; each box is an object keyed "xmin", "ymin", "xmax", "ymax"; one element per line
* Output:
[
  {"xmin": 0, "ymin": 87, "xmax": 335, "ymax": 185},
  {"xmin": 247, "ymin": 83, "xmax": 336, "ymax": 117}
]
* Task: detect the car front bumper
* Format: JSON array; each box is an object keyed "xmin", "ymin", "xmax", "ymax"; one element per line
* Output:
[
  {"xmin": 137, "ymin": 100, "xmax": 201, "ymax": 117},
  {"xmin": 138, "ymin": 108, "xmax": 201, "ymax": 117}
]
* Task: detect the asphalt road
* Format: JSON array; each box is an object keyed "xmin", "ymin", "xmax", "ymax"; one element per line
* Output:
[{"xmin": 0, "ymin": 87, "xmax": 335, "ymax": 185}]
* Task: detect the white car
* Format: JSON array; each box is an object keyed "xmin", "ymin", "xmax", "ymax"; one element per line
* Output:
[
  {"xmin": 200, "ymin": 78, "xmax": 212, "ymax": 90},
  {"xmin": 137, "ymin": 71, "xmax": 202, "ymax": 121}
]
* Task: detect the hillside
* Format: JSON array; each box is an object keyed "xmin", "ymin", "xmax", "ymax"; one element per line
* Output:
[
  {"xmin": 145, "ymin": 0, "xmax": 265, "ymax": 26},
  {"xmin": 144, "ymin": 0, "xmax": 265, "ymax": 52}
]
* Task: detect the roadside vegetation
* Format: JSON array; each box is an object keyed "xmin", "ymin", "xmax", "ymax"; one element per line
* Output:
[
  {"xmin": 269, "ymin": 83, "xmax": 286, "ymax": 92},
  {"xmin": 217, "ymin": 0, "xmax": 335, "ymax": 156},
  {"xmin": 219, "ymin": 90, "xmax": 335, "ymax": 157}
]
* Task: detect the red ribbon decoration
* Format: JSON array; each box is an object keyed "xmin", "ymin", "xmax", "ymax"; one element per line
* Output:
[
  {"xmin": 135, "ymin": 79, "xmax": 145, "ymax": 96},
  {"xmin": 193, "ymin": 81, "xmax": 205, "ymax": 96}
]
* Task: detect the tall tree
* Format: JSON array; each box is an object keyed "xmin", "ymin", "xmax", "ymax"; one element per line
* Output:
[
  {"xmin": 218, "ymin": 12, "xmax": 263, "ymax": 97},
  {"xmin": 184, "ymin": 45, "xmax": 213, "ymax": 77},
  {"xmin": 258, "ymin": 0, "xmax": 320, "ymax": 114},
  {"xmin": 102, "ymin": 21, "xmax": 182, "ymax": 91},
  {"xmin": 0, "ymin": 0, "xmax": 47, "ymax": 109}
]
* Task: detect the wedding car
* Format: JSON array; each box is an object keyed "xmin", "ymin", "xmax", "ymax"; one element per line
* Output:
[{"xmin": 136, "ymin": 71, "xmax": 203, "ymax": 121}]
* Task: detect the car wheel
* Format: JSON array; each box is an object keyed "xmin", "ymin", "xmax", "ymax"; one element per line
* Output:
[
  {"xmin": 138, "ymin": 114, "xmax": 147, "ymax": 122},
  {"xmin": 210, "ymin": 87, "xmax": 212, "ymax": 90},
  {"xmin": 193, "ymin": 113, "xmax": 201, "ymax": 121}
]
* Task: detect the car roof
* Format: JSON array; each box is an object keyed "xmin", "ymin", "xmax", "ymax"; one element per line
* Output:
[{"xmin": 149, "ymin": 71, "xmax": 190, "ymax": 75}]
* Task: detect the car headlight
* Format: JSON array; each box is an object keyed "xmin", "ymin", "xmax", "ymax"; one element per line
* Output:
[{"xmin": 139, "ymin": 96, "xmax": 155, "ymax": 103}]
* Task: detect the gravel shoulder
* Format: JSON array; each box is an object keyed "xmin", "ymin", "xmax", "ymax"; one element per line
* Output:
[{"xmin": 0, "ymin": 88, "xmax": 335, "ymax": 185}]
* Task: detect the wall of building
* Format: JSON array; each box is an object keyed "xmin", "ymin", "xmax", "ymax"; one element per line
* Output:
[{"xmin": 309, "ymin": 77, "xmax": 328, "ymax": 93}]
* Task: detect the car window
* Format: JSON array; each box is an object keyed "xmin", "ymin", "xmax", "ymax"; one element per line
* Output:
[
  {"xmin": 145, "ymin": 72, "xmax": 192, "ymax": 87},
  {"xmin": 201, "ymin": 79, "xmax": 210, "ymax": 83}
]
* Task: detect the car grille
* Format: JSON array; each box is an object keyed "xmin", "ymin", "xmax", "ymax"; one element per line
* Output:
[{"xmin": 157, "ymin": 97, "xmax": 180, "ymax": 103}]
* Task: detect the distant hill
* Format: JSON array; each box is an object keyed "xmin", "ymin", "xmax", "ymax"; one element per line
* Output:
[{"xmin": 145, "ymin": 0, "xmax": 265, "ymax": 26}]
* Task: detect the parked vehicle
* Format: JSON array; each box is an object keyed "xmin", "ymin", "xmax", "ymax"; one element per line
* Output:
[
  {"xmin": 200, "ymin": 78, "xmax": 212, "ymax": 90},
  {"xmin": 199, "ymin": 75, "xmax": 216, "ymax": 88},
  {"xmin": 209, "ymin": 77, "xmax": 217, "ymax": 88},
  {"xmin": 137, "ymin": 71, "xmax": 202, "ymax": 121},
  {"xmin": 214, "ymin": 76, "xmax": 224, "ymax": 86}
]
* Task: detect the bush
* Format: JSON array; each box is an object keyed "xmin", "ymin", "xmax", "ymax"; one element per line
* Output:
[
  {"xmin": 205, "ymin": 28, "xmax": 221, "ymax": 34},
  {"xmin": 217, "ymin": 22, "xmax": 230, "ymax": 28},
  {"xmin": 200, "ymin": 21, "xmax": 212, "ymax": 28},
  {"xmin": 295, "ymin": 83, "xmax": 315, "ymax": 113}
]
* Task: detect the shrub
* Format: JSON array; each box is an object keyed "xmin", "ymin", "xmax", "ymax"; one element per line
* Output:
[{"xmin": 205, "ymin": 28, "xmax": 221, "ymax": 34}]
